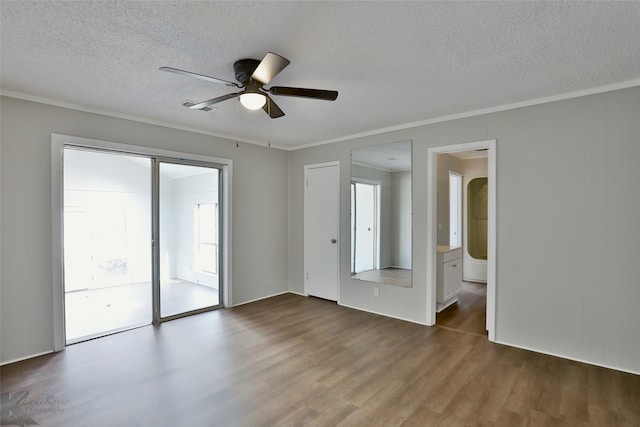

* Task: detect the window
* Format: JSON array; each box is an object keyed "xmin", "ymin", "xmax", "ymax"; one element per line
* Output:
[
  {"xmin": 194, "ymin": 203, "xmax": 218, "ymax": 274},
  {"xmin": 449, "ymin": 172, "xmax": 462, "ymax": 247}
]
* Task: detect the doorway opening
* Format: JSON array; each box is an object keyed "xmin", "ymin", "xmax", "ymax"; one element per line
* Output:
[
  {"xmin": 53, "ymin": 136, "xmax": 231, "ymax": 349},
  {"xmin": 157, "ymin": 161, "xmax": 222, "ymax": 320},
  {"xmin": 350, "ymin": 179, "xmax": 381, "ymax": 275},
  {"xmin": 427, "ymin": 140, "xmax": 496, "ymax": 341},
  {"xmin": 63, "ymin": 149, "xmax": 152, "ymax": 342}
]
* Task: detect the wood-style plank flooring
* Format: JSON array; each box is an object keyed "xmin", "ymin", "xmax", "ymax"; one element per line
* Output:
[
  {"xmin": 437, "ymin": 281, "xmax": 487, "ymax": 336},
  {"xmin": 352, "ymin": 268, "xmax": 411, "ymax": 288},
  {"xmin": 1, "ymin": 293, "xmax": 639, "ymax": 426}
]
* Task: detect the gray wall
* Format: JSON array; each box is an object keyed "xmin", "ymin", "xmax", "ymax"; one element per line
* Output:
[
  {"xmin": 2, "ymin": 87, "xmax": 639, "ymax": 374},
  {"xmin": 390, "ymin": 171, "xmax": 411, "ymax": 268},
  {"xmin": 436, "ymin": 154, "xmax": 463, "ymax": 246},
  {"xmin": 0, "ymin": 96, "xmax": 290, "ymax": 364},
  {"xmin": 289, "ymin": 87, "xmax": 640, "ymax": 374}
]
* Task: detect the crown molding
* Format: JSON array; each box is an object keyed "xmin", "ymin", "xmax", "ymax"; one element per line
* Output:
[
  {"xmin": 0, "ymin": 89, "xmax": 289, "ymax": 151},
  {"xmin": 292, "ymin": 78, "xmax": 640, "ymax": 151},
  {"xmin": 3, "ymin": 77, "xmax": 639, "ymax": 152}
]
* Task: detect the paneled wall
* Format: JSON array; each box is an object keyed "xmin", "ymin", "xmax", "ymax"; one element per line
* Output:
[{"xmin": 289, "ymin": 87, "xmax": 640, "ymax": 374}]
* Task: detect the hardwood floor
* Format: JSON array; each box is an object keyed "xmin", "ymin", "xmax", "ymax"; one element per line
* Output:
[
  {"xmin": 352, "ymin": 268, "xmax": 411, "ymax": 287},
  {"xmin": 1, "ymin": 293, "xmax": 639, "ymax": 426},
  {"xmin": 437, "ymin": 281, "xmax": 487, "ymax": 336}
]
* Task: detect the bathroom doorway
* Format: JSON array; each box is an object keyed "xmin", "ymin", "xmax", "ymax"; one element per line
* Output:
[{"xmin": 427, "ymin": 140, "xmax": 496, "ymax": 340}]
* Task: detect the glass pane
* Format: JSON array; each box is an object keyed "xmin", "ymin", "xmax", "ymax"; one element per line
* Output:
[
  {"xmin": 159, "ymin": 163, "xmax": 220, "ymax": 317},
  {"xmin": 467, "ymin": 177, "xmax": 488, "ymax": 260},
  {"xmin": 64, "ymin": 149, "xmax": 152, "ymax": 343}
]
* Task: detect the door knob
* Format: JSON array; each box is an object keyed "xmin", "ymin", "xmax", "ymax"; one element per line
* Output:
[{"xmin": 330, "ymin": 238, "xmax": 337, "ymax": 244}]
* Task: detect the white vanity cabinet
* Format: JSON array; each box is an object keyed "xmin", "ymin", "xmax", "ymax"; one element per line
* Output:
[{"xmin": 436, "ymin": 245, "xmax": 462, "ymax": 312}]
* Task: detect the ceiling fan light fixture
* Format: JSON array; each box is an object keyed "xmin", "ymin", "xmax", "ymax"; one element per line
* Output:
[
  {"xmin": 239, "ymin": 92, "xmax": 266, "ymax": 110},
  {"xmin": 161, "ymin": 52, "xmax": 338, "ymax": 119}
]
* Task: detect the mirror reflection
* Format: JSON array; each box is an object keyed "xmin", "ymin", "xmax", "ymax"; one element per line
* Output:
[{"xmin": 350, "ymin": 140, "xmax": 412, "ymax": 287}]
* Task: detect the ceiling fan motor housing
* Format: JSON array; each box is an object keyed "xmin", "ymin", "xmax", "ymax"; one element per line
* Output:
[{"xmin": 233, "ymin": 59, "xmax": 261, "ymax": 85}]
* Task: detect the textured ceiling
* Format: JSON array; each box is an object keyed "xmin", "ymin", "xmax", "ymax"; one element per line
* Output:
[{"xmin": 1, "ymin": 1, "xmax": 639, "ymax": 149}]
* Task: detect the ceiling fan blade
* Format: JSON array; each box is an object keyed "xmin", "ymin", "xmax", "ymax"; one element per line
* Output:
[
  {"xmin": 251, "ymin": 52, "xmax": 290, "ymax": 85},
  {"xmin": 160, "ymin": 66, "xmax": 240, "ymax": 88},
  {"xmin": 190, "ymin": 92, "xmax": 239, "ymax": 109},
  {"xmin": 268, "ymin": 86, "xmax": 338, "ymax": 101},
  {"xmin": 262, "ymin": 95, "xmax": 285, "ymax": 119}
]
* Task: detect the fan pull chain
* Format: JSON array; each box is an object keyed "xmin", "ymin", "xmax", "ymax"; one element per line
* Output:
[{"xmin": 268, "ymin": 99, "xmax": 272, "ymax": 148}]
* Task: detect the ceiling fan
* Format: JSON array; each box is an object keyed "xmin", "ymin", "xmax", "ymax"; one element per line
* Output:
[{"xmin": 160, "ymin": 52, "xmax": 338, "ymax": 118}]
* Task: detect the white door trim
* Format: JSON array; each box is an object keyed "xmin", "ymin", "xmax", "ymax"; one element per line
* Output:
[
  {"xmin": 303, "ymin": 161, "xmax": 340, "ymax": 302},
  {"xmin": 426, "ymin": 139, "xmax": 496, "ymax": 341},
  {"xmin": 51, "ymin": 134, "xmax": 233, "ymax": 352}
]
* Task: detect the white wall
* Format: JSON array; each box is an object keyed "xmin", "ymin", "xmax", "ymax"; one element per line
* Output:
[
  {"xmin": 289, "ymin": 86, "xmax": 640, "ymax": 374},
  {"xmin": 0, "ymin": 96, "xmax": 289, "ymax": 364}
]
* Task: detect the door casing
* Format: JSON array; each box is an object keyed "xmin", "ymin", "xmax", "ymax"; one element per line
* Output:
[
  {"xmin": 51, "ymin": 134, "xmax": 233, "ymax": 351},
  {"xmin": 426, "ymin": 140, "xmax": 496, "ymax": 341}
]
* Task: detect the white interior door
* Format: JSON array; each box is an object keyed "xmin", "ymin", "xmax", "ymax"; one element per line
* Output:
[
  {"xmin": 304, "ymin": 162, "xmax": 340, "ymax": 301},
  {"xmin": 353, "ymin": 182, "xmax": 376, "ymax": 273}
]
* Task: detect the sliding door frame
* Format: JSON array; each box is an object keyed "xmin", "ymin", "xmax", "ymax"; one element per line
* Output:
[
  {"xmin": 51, "ymin": 134, "xmax": 233, "ymax": 351},
  {"xmin": 152, "ymin": 157, "xmax": 225, "ymax": 323}
]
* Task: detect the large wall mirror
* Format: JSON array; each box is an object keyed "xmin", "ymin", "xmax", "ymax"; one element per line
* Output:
[{"xmin": 350, "ymin": 140, "xmax": 412, "ymax": 287}]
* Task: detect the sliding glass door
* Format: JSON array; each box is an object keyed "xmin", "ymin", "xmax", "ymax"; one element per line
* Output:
[
  {"xmin": 157, "ymin": 161, "xmax": 222, "ymax": 319},
  {"xmin": 64, "ymin": 149, "xmax": 152, "ymax": 343},
  {"xmin": 63, "ymin": 149, "xmax": 223, "ymax": 343}
]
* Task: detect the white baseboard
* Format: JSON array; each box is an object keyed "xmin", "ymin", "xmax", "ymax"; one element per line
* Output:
[
  {"xmin": 494, "ymin": 340, "xmax": 640, "ymax": 376},
  {"xmin": 231, "ymin": 290, "xmax": 291, "ymax": 307},
  {"xmin": 288, "ymin": 291, "xmax": 306, "ymax": 297},
  {"xmin": 1, "ymin": 350, "xmax": 54, "ymax": 367},
  {"xmin": 338, "ymin": 302, "xmax": 428, "ymax": 326}
]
